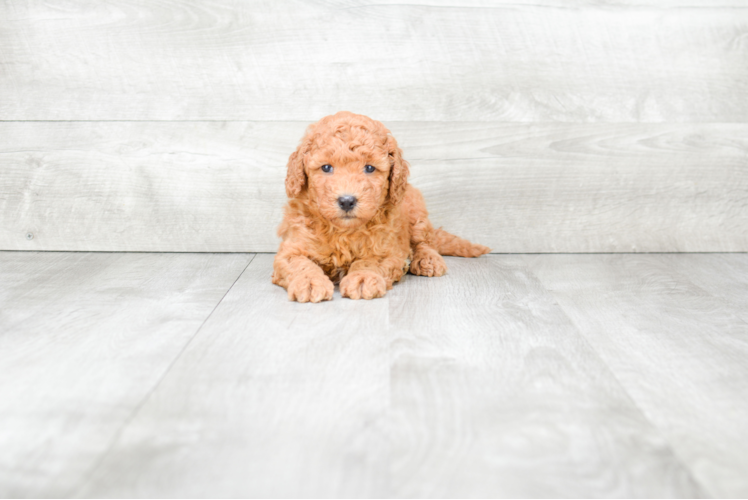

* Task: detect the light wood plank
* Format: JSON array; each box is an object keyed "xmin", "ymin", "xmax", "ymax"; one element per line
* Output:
[
  {"xmin": 2, "ymin": 1, "xmax": 747, "ymax": 121},
  {"xmin": 2, "ymin": 121, "xmax": 747, "ymax": 253},
  {"xmin": 338, "ymin": 0, "xmax": 748, "ymax": 5},
  {"xmin": 4, "ymin": 253, "xmax": 745, "ymax": 497},
  {"xmin": 75, "ymin": 254, "xmax": 391, "ymax": 498},
  {"xmin": 0, "ymin": 121, "xmax": 298, "ymax": 253},
  {"xmin": 388, "ymin": 256, "xmax": 703, "ymax": 497},
  {"xmin": 652, "ymin": 253, "xmax": 748, "ymax": 322},
  {"xmin": 0, "ymin": 251, "xmax": 252, "ymax": 497},
  {"xmin": 334, "ymin": 0, "xmax": 746, "ymax": 4},
  {"xmin": 524, "ymin": 254, "xmax": 748, "ymax": 498}
]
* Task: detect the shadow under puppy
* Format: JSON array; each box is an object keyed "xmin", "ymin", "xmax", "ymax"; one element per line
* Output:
[{"xmin": 272, "ymin": 111, "xmax": 490, "ymax": 302}]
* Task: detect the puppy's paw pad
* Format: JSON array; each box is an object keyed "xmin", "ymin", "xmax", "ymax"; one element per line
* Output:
[
  {"xmin": 410, "ymin": 253, "xmax": 447, "ymax": 277},
  {"xmin": 288, "ymin": 274, "xmax": 334, "ymax": 303},
  {"xmin": 340, "ymin": 272, "xmax": 387, "ymax": 300}
]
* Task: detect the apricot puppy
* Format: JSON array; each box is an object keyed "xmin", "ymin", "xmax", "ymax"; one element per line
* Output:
[{"xmin": 272, "ymin": 111, "xmax": 490, "ymax": 302}]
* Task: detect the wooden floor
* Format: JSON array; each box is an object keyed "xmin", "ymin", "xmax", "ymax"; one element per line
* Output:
[{"xmin": 1, "ymin": 251, "xmax": 747, "ymax": 498}]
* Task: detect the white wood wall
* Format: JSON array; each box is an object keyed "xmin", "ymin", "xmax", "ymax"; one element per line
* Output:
[{"xmin": 1, "ymin": 0, "xmax": 747, "ymax": 252}]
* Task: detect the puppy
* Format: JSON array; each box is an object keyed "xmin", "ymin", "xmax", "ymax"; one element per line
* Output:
[{"xmin": 272, "ymin": 111, "xmax": 490, "ymax": 302}]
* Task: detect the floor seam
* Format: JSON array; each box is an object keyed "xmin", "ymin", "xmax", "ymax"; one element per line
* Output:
[
  {"xmin": 520, "ymin": 255, "xmax": 717, "ymax": 498},
  {"xmin": 69, "ymin": 252, "xmax": 257, "ymax": 497},
  {"xmin": 560, "ymin": 310, "xmax": 715, "ymax": 497}
]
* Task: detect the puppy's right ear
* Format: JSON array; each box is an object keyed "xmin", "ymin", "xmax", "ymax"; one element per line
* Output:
[{"xmin": 285, "ymin": 143, "xmax": 308, "ymax": 198}]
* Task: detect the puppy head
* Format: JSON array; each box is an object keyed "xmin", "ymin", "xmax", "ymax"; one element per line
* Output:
[{"xmin": 285, "ymin": 111, "xmax": 409, "ymax": 228}]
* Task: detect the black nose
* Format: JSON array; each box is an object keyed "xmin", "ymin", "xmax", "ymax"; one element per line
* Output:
[{"xmin": 337, "ymin": 195, "xmax": 357, "ymax": 212}]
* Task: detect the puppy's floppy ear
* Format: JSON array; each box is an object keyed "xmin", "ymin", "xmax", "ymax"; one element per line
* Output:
[
  {"xmin": 285, "ymin": 134, "xmax": 311, "ymax": 198},
  {"xmin": 386, "ymin": 134, "xmax": 410, "ymax": 206}
]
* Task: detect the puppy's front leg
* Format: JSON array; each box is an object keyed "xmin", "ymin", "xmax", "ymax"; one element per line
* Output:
[
  {"xmin": 272, "ymin": 253, "xmax": 334, "ymax": 303},
  {"xmin": 340, "ymin": 258, "xmax": 403, "ymax": 300}
]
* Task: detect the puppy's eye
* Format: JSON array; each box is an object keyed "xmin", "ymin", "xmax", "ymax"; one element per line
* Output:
[
  {"xmin": 364, "ymin": 165, "xmax": 376, "ymax": 174},
  {"xmin": 321, "ymin": 164, "xmax": 333, "ymax": 173}
]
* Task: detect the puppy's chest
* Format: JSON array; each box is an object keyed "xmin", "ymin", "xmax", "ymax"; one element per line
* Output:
[
  {"xmin": 313, "ymin": 239, "xmax": 364, "ymax": 278},
  {"xmin": 312, "ymin": 234, "xmax": 394, "ymax": 282}
]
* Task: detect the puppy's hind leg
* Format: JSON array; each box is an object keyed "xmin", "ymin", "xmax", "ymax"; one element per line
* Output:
[
  {"xmin": 405, "ymin": 185, "xmax": 490, "ymax": 277},
  {"xmin": 409, "ymin": 242, "xmax": 448, "ymax": 277},
  {"xmin": 410, "ymin": 228, "xmax": 490, "ymax": 277},
  {"xmin": 431, "ymin": 228, "xmax": 491, "ymax": 258}
]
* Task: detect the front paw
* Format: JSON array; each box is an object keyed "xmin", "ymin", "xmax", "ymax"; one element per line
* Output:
[
  {"xmin": 410, "ymin": 252, "xmax": 447, "ymax": 277},
  {"xmin": 340, "ymin": 271, "xmax": 387, "ymax": 300},
  {"xmin": 287, "ymin": 273, "xmax": 334, "ymax": 303}
]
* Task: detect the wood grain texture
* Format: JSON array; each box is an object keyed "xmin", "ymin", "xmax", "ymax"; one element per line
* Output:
[
  {"xmin": 76, "ymin": 255, "xmax": 706, "ymax": 497},
  {"xmin": 336, "ymin": 0, "xmax": 748, "ymax": 5},
  {"xmin": 388, "ymin": 256, "xmax": 703, "ymax": 497},
  {"xmin": 0, "ymin": 251, "xmax": 252, "ymax": 497},
  {"xmin": 524, "ymin": 253, "xmax": 748, "ymax": 498},
  {"xmin": 2, "ymin": 1, "xmax": 748, "ymax": 121},
  {"xmin": 653, "ymin": 253, "xmax": 748, "ymax": 322},
  {"xmin": 75, "ymin": 253, "xmax": 391, "ymax": 498},
  {"xmin": 4, "ymin": 252, "xmax": 748, "ymax": 497},
  {"xmin": 2, "ymin": 121, "xmax": 746, "ymax": 252},
  {"xmin": 0, "ymin": 121, "xmax": 298, "ymax": 253}
]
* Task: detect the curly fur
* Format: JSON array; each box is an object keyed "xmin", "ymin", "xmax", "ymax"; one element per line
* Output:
[{"xmin": 272, "ymin": 111, "xmax": 490, "ymax": 302}]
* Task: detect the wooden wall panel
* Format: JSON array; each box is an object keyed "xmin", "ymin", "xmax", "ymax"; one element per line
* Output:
[
  {"xmin": 2, "ymin": 121, "xmax": 745, "ymax": 252},
  {"xmin": 1, "ymin": 1, "xmax": 747, "ymax": 121},
  {"xmin": 1, "ymin": 1, "xmax": 746, "ymax": 252}
]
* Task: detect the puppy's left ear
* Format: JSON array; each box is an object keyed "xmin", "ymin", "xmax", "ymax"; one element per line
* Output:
[
  {"xmin": 285, "ymin": 133, "xmax": 311, "ymax": 198},
  {"xmin": 387, "ymin": 134, "xmax": 410, "ymax": 206}
]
